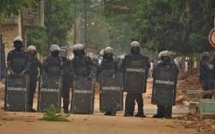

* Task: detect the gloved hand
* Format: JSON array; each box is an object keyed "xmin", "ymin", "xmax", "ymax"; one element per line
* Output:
[
  {"xmin": 41, "ymin": 70, "xmax": 47, "ymax": 76},
  {"xmin": 0, "ymin": 78, "xmax": 6, "ymax": 84},
  {"xmin": 10, "ymin": 70, "xmax": 16, "ymax": 76},
  {"xmin": 37, "ymin": 76, "xmax": 41, "ymax": 81},
  {"xmin": 73, "ymin": 75, "xmax": 79, "ymax": 81},
  {"xmin": 59, "ymin": 71, "xmax": 64, "ymax": 77},
  {"xmin": 112, "ymin": 74, "xmax": 115, "ymax": 79},
  {"xmin": 87, "ymin": 74, "xmax": 93, "ymax": 81},
  {"xmin": 19, "ymin": 71, "xmax": 25, "ymax": 76},
  {"xmin": 96, "ymin": 75, "xmax": 100, "ymax": 83}
]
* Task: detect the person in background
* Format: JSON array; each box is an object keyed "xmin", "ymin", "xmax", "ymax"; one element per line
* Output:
[
  {"xmin": 199, "ymin": 52, "xmax": 211, "ymax": 98},
  {"xmin": 7, "ymin": 37, "xmax": 28, "ymax": 75},
  {"xmin": 122, "ymin": 41, "xmax": 150, "ymax": 117},
  {"xmin": 59, "ymin": 47, "xmax": 71, "ymax": 113},
  {"xmin": 153, "ymin": 50, "xmax": 179, "ymax": 118},
  {"xmin": 97, "ymin": 47, "xmax": 120, "ymax": 116},
  {"xmin": 26, "ymin": 45, "xmax": 42, "ymax": 112},
  {"xmin": 42, "ymin": 44, "xmax": 63, "ymax": 76}
]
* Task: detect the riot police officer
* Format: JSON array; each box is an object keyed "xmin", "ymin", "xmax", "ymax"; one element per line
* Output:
[
  {"xmin": 211, "ymin": 52, "xmax": 215, "ymax": 68},
  {"xmin": 97, "ymin": 47, "xmax": 120, "ymax": 116},
  {"xmin": 6, "ymin": 37, "xmax": 29, "ymax": 111},
  {"xmin": 42, "ymin": 44, "xmax": 63, "ymax": 76},
  {"xmin": 122, "ymin": 41, "xmax": 150, "ymax": 117},
  {"xmin": 7, "ymin": 37, "xmax": 28, "ymax": 75},
  {"xmin": 199, "ymin": 52, "xmax": 211, "ymax": 98},
  {"xmin": 38, "ymin": 44, "xmax": 63, "ymax": 112},
  {"xmin": 59, "ymin": 47, "xmax": 71, "ymax": 113},
  {"xmin": 70, "ymin": 44, "xmax": 96, "ymax": 114},
  {"xmin": 26, "ymin": 45, "xmax": 42, "ymax": 112},
  {"xmin": 153, "ymin": 50, "xmax": 179, "ymax": 118},
  {"xmin": 71, "ymin": 44, "xmax": 95, "ymax": 77}
]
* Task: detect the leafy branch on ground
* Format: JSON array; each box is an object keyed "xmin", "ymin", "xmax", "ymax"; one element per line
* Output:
[{"xmin": 40, "ymin": 105, "xmax": 70, "ymax": 122}]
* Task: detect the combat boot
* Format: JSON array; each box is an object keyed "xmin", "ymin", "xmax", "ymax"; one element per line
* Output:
[
  {"xmin": 135, "ymin": 112, "xmax": 145, "ymax": 118},
  {"xmin": 104, "ymin": 111, "xmax": 116, "ymax": 116},
  {"xmin": 164, "ymin": 106, "xmax": 172, "ymax": 119},
  {"xmin": 110, "ymin": 111, "xmax": 116, "ymax": 116},
  {"xmin": 28, "ymin": 108, "xmax": 37, "ymax": 112},
  {"xmin": 124, "ymin": 112, "xmax": 133, "ymax": 117},
  {"xmin": 153, "ymin": 114, "xmax": 163, "ymax": 118},
  {"xmin": 104, "ymin": 111, "xmax": 112, "ymax": 116},
  {"xmin": 63, "ymin": 108, "xmax": 69, "ymax": 114},
  {"xmin": 153, "ymin": 105, "xmax": 165, "ymax": 118},
  {"xmin": 63, "ymin": 101, "xmax": 69, "ymax": 114}
]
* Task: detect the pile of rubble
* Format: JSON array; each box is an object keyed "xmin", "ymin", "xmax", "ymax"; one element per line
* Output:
[
  {"xmin": 0, "ymin": 82, "xmax": 5, "ymax": 122},
  {"xmin": 0, "ymin": 82, "xmax": 4, "ymax": 101},
  {"xmin": 177, "ymin": 73, "xmax": 202, "ymax": 91},
  {"xmin": 177, "ymin": 114, "xmax": 215, "ymax": 134},
  {"xmin": 176, "ymin": 71, "xmax": 202, "ymax": 104}
]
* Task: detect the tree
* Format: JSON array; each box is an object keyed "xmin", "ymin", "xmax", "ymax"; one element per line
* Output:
[
  {"xmin": 93, "ymin": 0, "xmax": 215, "ymax": 55},
  {"xmin": 0, "ymin": 0, "xmax": 38, "ymax": 21},
  {"xmin": 88, "ymin": 0, "xmax": 136, "ymax": 54},
  {"xmin": 27, "ymin": 28, "xmax": 47, "ymax": 56},
  {"xmin": 27, "ymin": 0, "xmax": 74, "ymax": 55},
  {"xmin": 131, "ymin": 0, "xmax": 215, "ymax": 55},
  {"xmin": 44, "ymin": 0, "xmax": 74, "ymax": 47},
  {"xmin": 28, "ymin": 0, "xmax": 215, "ymax": 56}
]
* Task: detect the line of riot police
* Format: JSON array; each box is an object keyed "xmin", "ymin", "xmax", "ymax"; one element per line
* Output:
[{"xmin": 5, "ymin": 37, "xmax": 179, "ymax": 119}]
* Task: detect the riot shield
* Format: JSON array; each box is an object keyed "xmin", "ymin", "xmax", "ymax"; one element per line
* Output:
[
  {"xmin": 0, "ymin": 36, "xmax": 6, "ymax": 79},
  {"xmin": 124, "ymin": 55, "xmax": 148, "ymax": 93},
  {"xmin": 99, "ymin": 69, "xmax": 123, "ymax": 112},
  {"xmin": 71, "ymin": 76, "xmax": 94, "ymax": 114},
  {"xmin": 5, "ymin": 74, "xmax": 29, "ymax": 111},
  {"xmin": 208, "ymin": 79, "xmax": 215, "ymax": 90},
  {"xmin": 38, "ymin": 74, "xmax": 62, "ymax": 112},
  {"xmin": 151, "ymin": 67, "xmax": 178, "ymax": 106},
  {"xmin": 0, "ymin": 37, "xmax": 2, "ymax": 79},
  {"xmin": 207, "ymin": 68, "xmax": 215, "ymax": 90}
]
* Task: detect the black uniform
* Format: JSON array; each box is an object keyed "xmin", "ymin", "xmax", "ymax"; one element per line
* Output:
[
  {"xmin": 210, "ymin": 57, "xmax": 215, "ymax": 91},
  {"xmin": 71, "ymin": 53, "xmax": 94, "ymax": 77},
  {"xmin": 7, "ymin": 49, "xmax": 28, "ymax": 74},
  {"xmin": 5, "ymin": 40, "xmax": 29, "ymax": 111},
  {"xmin": 97, "ymin": 54, "xmax": 119, "ymax": 116},
  {"xmin": 26, "ymin": 54, "xmax": 42, "ymax": 112},
  {"xmin": 122, "ymin": 49, "xmax": 150, "ymax": 117},
  {"xmin": 153, "ymin": 60, "xmax": 179, "ymax": 118},
  {"xmin": 42, "ymin": 56, "xmax": 63, "ymax": 76},
  {"xmin": 199, "ymin": 56, "xmax": 214, "ymax": 98},
  {"xmin": 70, "ymin": 49, "xmax": 96, "ymax": 114},
  {"xmin": 61, "ymin": 57, "xmax": 71, "ymax": 113}
]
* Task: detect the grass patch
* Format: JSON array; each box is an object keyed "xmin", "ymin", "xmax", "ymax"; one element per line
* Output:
[{"xmin": 40, "ymin": 105, "xmax": 70, "ymax": 122}]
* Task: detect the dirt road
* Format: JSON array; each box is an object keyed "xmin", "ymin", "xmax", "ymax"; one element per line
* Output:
[
  {"xmin": 0, "ymin": 79, "xmax": 197, "ymax": 134},
  {"xmin": 0, "ymin": 112, "xmax": 196, "ymax": 134}
]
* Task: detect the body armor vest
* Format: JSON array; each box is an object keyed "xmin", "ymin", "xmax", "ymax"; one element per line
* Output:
[{"xmin": 10, "ymin": 50, "xmax": 27, "ymax": 73}]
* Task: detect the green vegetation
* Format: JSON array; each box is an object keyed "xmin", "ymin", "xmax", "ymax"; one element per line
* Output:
[
  {"xmin": 0, "ymin": 0, "xmax": 38, "ymax": 21},
  {"xmin": 27, "ymin": 0, "xmax": 74, "ymax": 55},
  {"xmin": 41, "ymin": 105, "xmax": 70, "ymax": 122},
  {"xmin": 100, "ymin": 0, "xmax": 215, "ymax": 55},
  {"xmin": 2, "ymin": 0, "xmax": 215, "ymax": 56}
]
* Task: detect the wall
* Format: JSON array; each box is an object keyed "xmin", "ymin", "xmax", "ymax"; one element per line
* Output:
[{"xmin": 0, "ymin": 15, "xmax": 22, "ymax": 55}]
